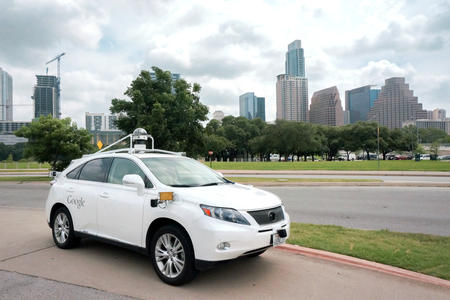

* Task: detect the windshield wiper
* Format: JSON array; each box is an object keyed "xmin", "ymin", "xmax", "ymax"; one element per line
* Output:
[
  {"xmin": 170, "ymin": 184, "xmax": 196, "ymax": 187},
  {"xmin": 200, "ymin": 182, "xmax": 223, "ymax": 186}
]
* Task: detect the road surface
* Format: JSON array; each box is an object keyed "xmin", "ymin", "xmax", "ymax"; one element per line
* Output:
[
  {"xmin": 264, "ymin": 186, "xmax": 450, "ymax": 236},
  {"xmin": 0, "ymin": 183, "xmax": 449, "ymax": 235}
]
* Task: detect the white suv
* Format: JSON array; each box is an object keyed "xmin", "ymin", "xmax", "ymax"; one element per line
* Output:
[{"xmin": 45, "ymin": 138, "xmax": 290, "ymax": 285}]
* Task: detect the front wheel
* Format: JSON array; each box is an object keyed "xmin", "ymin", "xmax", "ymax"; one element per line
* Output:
[
  {"xmin": 150, "ymin": 225, "xmax": 196, "ymax": 285},
  {"xmin": 52, "ymin": 207, "xmax": 79, "ymax": 249}
]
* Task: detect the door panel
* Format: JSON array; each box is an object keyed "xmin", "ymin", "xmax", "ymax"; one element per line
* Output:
[{"xmin": 97, "ymin": 184, "xmax": 146, "ymax": 246}]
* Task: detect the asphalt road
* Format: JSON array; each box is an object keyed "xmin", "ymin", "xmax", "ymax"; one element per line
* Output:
[
  {"xmin": 227, "ymin": 173, "xmax": 450, "ymax": 183},
  {"xmin": 264, "ymin": 186, "xmax": 450, "ymax": 236},
  {"xmin": 0, "ymin": 183, "xmax": 449, "ymax": 235},
  {"xmin": 0, "ymin": 208, "xmax": 447, "ymax": 300}
]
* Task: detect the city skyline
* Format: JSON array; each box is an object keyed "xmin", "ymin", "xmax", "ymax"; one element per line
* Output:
[{"xmin": 0, "ymin": 0, "xmax": 449, "ymax": 127}]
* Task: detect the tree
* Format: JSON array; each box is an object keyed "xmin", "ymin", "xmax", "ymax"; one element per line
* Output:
[
  {"xmin": 110, "ymin": 67, "xmax": 208, "ymax": 156},
  {"xmin": 352, "ymin": 122, "xmax": 377, "ymax": 159},
  {"xmin": 319, "ymin": 125, "xmax": 342, "ymax": 161},
  {"xmin": 15, "ymin": 116, "xmax": 94, "ymax": 171},
  {"xmin": 430, "ymin": 141, "xmax": 440, "ymax": 157},
  {"xmin": 204, "ymin": 134, "xmax": 232, "ymax": 161},
  {"xmin": 419, "ymin": 127, "xmax": 447, "ymax": 143},
  {"xmin": 341, "ymin": 124, "xmax": 358, "ymax": 161}
]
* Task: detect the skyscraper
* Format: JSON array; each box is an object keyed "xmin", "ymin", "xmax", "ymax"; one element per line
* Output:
[
  {"xmin": 239, "ymin": 92, "xmax": 266, "ymax": 121},
  {"xmin": 368, "ymin": 77, "xmax": 427, "ymax": 129},
  {"xmin": 0, "ymin": 67, "xmax": 13, "ymax": 121},
  {"xmin": 276, "ymin": 75, "xmax": 308, "ymax": 121},
  {"xmin": 432, "ymin": 108, "xmax": 446, "ymax": 120},
  {"xmin": 32, "ymin": 75, "xmax": 60, "ymax": 119},
  {"xmin": 309, "ymin": 86, "xmax": 344, "ymax": 126},
  {"xmin": 85, "ymin": 112, "xmax": 119, "ymax": 131},
  {"xmin": 345, "ymin": 85, "xmax": 380, "ymax": 123},
  {"xmin": 85, "ymin": 112, "xmax": 123, "ymax": 146},
  {"xmin": 276, "ymin": 40, "xmax": 309, "ymax": 122},
  {"xmin": 285, "ymin": 40, "xmax": 305, "ymax": 77}
]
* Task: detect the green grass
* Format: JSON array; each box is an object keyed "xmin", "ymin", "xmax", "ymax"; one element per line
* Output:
[
  {"xmin": 0, "ymin": 161, "xmax": 50, "ymax": 169},
  {"xmin": 288, "ymin": 223, "xmax": 450, "ymax": 280},
  {"xmin": 0, "ymin": 176, "xmax": 51, "ymax": 182},
  {"xmin": 0, "ymin": 169, "xmax": 49, "ymax": 173},
  {"xmin": 227, "ymin": 177, "xmax": 382, "ymax": 183},
  {"xmin": 208, "ymin": 160, "xmax": 450, "ymax": 172}
]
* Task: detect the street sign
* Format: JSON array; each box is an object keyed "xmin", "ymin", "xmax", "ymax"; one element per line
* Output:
[
  {"xmin": 97, "ymin": 140, "xmax": 103, "ymax": 150},
  {"xmin": 208, "ymin": 151, "xmax": 213, "ymax": 155}
]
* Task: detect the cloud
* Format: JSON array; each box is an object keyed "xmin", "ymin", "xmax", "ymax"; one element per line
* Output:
[
  {"xmin": 1, "ymin": 0, "xmax": 450, "ymax": 126},
  {"xmin": 0, "ymin": 0, "xmax": 105, "ymax": 67}
]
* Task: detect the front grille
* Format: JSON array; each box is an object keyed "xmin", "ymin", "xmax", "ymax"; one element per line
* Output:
[{"xmin": 248, "ymin": 206, "xmax": 284, "ymax": 225}]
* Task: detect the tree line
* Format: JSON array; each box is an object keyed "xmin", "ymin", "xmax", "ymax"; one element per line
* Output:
[{"xmin": 204, "ymin": 116, "xmax": 450, "ymax": 161}]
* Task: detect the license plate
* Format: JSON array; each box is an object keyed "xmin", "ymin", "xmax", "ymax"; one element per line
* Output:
[{"xmin": 271, "ymin": 233, "xmax": 285, "ymax": 247}]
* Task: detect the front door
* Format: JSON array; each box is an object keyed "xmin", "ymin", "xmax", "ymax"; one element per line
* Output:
[{"xmin": 97, "ymin": 158, "xmax": 154, "ymax": 246}]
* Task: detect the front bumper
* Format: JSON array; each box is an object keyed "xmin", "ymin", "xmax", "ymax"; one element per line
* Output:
[{"xmin": 190, "ymin": 210, "xmax": 290, "ymax": 262}]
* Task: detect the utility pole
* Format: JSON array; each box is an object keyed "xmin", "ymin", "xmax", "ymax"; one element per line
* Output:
[{"xmin": 377, "ymin": 126, "xmax": 380, "ymax": 170}]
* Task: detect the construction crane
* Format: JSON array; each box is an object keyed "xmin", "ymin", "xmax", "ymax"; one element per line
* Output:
[
  {"xmin": 46, "ymin": 52, "xmax": 65, "ymax": 80},
  {"xmin": 45, "ymin": 52, "xmax": 65, "ymax": 118}
]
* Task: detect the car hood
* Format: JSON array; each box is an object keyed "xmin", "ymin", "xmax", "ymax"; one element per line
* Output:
[{"xmin": 173, "ymin": 183, "xmax": 282, "ymax": 211}]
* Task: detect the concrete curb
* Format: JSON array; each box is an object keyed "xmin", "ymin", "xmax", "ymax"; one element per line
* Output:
[
  {"xmin": 277, "ymin": 244, "xmax": 450, "ymax": 288},
  {"xmin": 218, "ymin": 170, "xmax": 450, "ymax": 177}
]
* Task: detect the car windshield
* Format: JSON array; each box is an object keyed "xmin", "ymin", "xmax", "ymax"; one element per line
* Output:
[{"xmin": 141, "ymin": 157, "xmax": 229, "ymax": 187}]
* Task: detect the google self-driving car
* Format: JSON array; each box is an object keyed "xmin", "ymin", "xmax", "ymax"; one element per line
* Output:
[{"xmin": 45, "ymin": 128, "xmax": 290, "ymax": 285}]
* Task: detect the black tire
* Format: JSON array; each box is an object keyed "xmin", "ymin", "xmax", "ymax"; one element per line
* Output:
[
  {"xmin": 150, "ymin": 225, "xmax": 196, "ymax": 285},
  {"xmin": 247, "ymin": 249, "xmax": 267, "ymax": 257},
  {"xmin": 51, "ymin": 207, "xmax": 79, "ymax": 249}
]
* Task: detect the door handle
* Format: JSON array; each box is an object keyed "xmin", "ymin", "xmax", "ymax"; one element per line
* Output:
[
  {"xmin": 99, "ymin": 192, "xmax": 109, "ymax": 198},
  {"xmin": 66, "ymin": 188, "xmax": 75, "ymax": 193}
]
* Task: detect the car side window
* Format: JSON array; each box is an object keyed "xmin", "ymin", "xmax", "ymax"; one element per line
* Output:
[
  {"xmin": 66, "ymin": 164, "xmax": 84, "ymax": 180},
  {"xmin": 78, "ymin": 158, "xmax": 113, "ymax": 182},
  {"xmin": 108, "ymin": 158, "xmax": 153, "ymax": 188}
]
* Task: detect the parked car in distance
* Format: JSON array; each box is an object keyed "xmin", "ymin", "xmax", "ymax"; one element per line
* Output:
[
  {"xmin": 438, "ymin": 155, "xmax": 450, "ymax": 160},
  {"xmin": 420, "ymin": 154, "xmax": 430, "ymax": 160},
  {"xmin": 45, "ymin": 129, "xmax": 290, "ymax": 285}
]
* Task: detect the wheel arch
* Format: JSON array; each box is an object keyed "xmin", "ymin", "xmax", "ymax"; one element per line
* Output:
[
  {"xmin": 145, "ymin": 218, "xmax": 194, "ymax": 255},
  {"xmin": 49, "ymin": 202, "xmax": 69, "ymax": 228}
]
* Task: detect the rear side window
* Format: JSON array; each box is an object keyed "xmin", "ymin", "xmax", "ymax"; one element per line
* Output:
[
  {"xmin": 78, "ymin": 158, "xmax": 113, "ymax": 182},
  {"xmin": 66, "ymin": 164, "xmax": 83, "ymax": 180},
  {"xmin": 108, "ymin": 158, "xmax": 153, "ymax": 188}
]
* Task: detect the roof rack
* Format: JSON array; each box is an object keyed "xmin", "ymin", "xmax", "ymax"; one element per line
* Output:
[
  {"xmin": 82, "ymin": 129, "xmax": 184, "ymax": 157},
  {"xmin": 98, "ymin": 148, "xmax": 183, "ymax": 156}
]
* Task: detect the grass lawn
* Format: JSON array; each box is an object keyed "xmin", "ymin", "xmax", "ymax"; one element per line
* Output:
[
  {"xmin": 0, "ymin": 176, "xmax": 51, "ymax": 182},
  {"xmin": 288, "ymin": 223, "xmax": 450, "ymax": 280},
  {"xmin": 227, "ymin": 177, "xmax": 382, "ymax": 183},
  {"xmin": 0, "ymin": 161, "xmax": 50, "ymax": 169},
  {"xmin": 208, "ymin": 160, "xmax": 450, "ymax": 172},
  {"xmin": 0, "ymin": 169, "xmax": 49, "ymax": 173}
]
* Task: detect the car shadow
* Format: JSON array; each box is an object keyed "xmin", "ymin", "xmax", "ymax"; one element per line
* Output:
[{"xmin": 77, "ymin": 237, "xmax": 275, "ymax": 288}]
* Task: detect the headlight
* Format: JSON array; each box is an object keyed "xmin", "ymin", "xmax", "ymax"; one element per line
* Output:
[{"xmin": 200, "ymin": 204, "xmax": 250, "ymax": 225}]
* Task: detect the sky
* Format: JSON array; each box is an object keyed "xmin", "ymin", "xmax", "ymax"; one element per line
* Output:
[{"xmin": 1, "ymin": 0, "xmax": 449, "ymax": 127}]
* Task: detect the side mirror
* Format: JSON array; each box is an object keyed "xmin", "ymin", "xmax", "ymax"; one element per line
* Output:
[{"xmin": 123, "ymin": 174, "xmax": 145, "ymax": 195}]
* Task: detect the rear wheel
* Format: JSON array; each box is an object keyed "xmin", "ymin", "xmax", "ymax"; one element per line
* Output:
[
  {"xmin": 52, "ymin": 207, "xmax": 79, "ymax": 249},
  {"xmin": 150, "ymin": 225, "xmax": 196, "ymax": 285}
]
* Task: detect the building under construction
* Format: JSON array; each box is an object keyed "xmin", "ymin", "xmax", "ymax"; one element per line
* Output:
[{"xmin": 32, "ymin": 75, "xmax": 60, "ymax": 119}]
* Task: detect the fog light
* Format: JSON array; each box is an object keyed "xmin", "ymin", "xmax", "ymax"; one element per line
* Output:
[{"xmin": 217, "ymin": 242, "xmax": 230, "ymax": 250}]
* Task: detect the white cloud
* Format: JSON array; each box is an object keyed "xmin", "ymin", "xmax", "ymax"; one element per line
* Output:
[{"xmin": 1, "ymin": 0, "xmax": 449, "ymax": 126}]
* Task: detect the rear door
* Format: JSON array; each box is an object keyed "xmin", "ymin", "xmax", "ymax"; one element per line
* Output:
[{"xmin": 73, "ymin": 157, "xmax": 113, "ymax": 235}]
